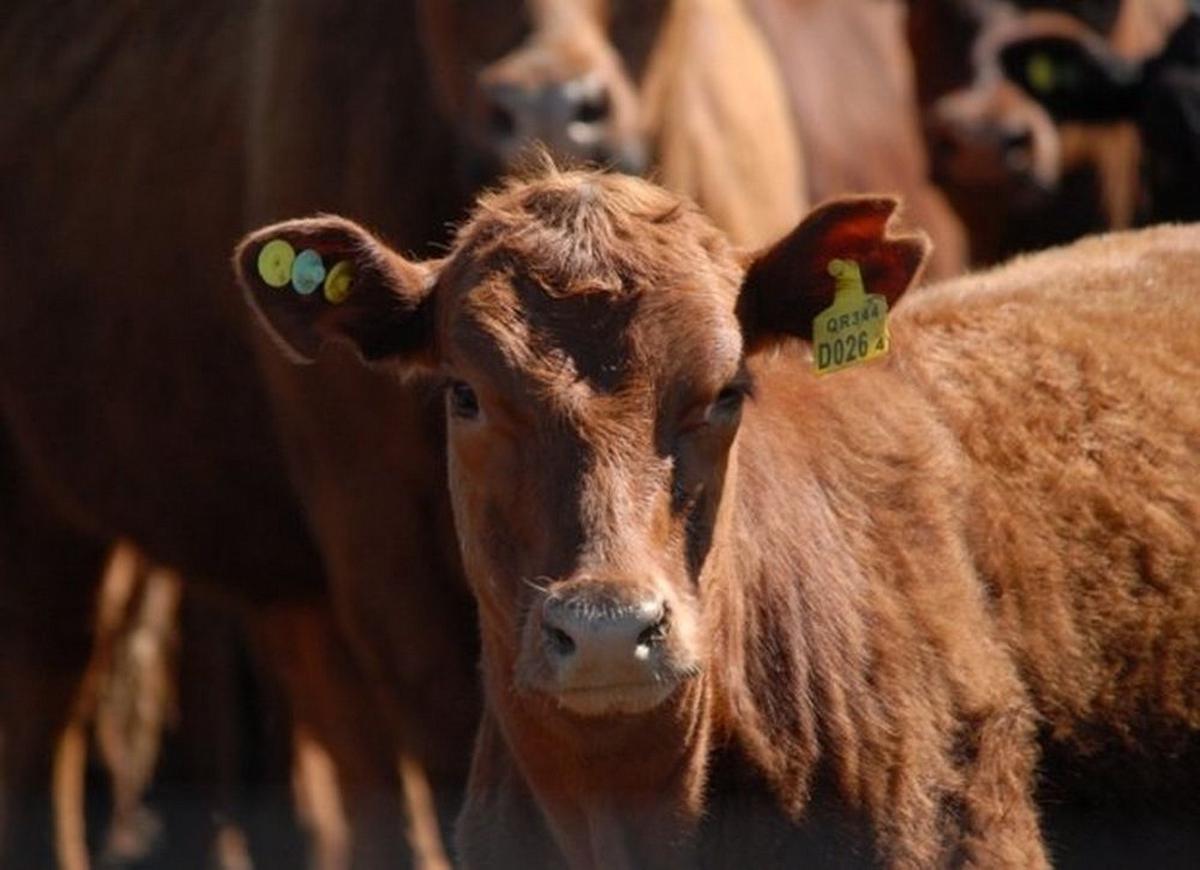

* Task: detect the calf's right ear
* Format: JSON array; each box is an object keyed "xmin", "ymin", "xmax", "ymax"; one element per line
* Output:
[{"xmin": 233, "ymin": 216, "xmax": 436, "ymax": 366}]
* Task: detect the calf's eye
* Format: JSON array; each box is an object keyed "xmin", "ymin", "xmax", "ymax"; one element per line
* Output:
[
  {"xmin": 447, "ymin": 380, "xmax": 480, "ymax": 420},
  {"xmin": 712, "ymin": 386, "xmax": 745, "ymax": 418}
]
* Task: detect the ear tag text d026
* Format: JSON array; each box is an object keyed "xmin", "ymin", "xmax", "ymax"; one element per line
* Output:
[{"xmin": 813, "ymin": 259, "xmax": 889, "ymax": 375}]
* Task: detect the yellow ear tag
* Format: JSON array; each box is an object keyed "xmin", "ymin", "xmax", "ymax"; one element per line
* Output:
[
  {"xmin": 813, "ymin": 259, "xmax": 889, "ymax": 375},
  {"xmin": 257, "ymin": 239, "xmax": 296, "ymax": 288},
  {"xmin": 324, "ymin": 260, "xmax": 354, "ymax": 304}
]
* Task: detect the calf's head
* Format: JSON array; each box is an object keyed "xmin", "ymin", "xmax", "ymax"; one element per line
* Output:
[{"xmin": 234, "ymin": 170, "xmax": 927, "ymax": 732}]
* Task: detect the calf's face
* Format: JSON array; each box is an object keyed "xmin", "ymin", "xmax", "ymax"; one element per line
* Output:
[
  {"xmin": 234, "ymin": 171, "xmax": 926, "ymax": 725},
  {"xmin": 433, "ymin": 178, "xmax": 747, "ymax": 717}
]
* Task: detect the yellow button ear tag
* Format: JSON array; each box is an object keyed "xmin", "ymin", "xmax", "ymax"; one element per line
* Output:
[
  {"xmin": 324, "ymin": 260, "xmax": 354, "ymax": 304},
  {"xmin": 813, "ymin": 259, "xmax": 889, "ymax": 375},
  {"xmin": 257, "ymin": 239, "xmax": 296, "ymax": 288}
]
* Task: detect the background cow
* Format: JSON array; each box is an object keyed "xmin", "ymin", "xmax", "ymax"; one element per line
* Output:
[
  {"xmin": 910, "ymin": 0, "xmax": 1186, "ymax": 263},
  {"xmin": 994, "ymin": 4, "xmax": 1200, "ymax": 222}
]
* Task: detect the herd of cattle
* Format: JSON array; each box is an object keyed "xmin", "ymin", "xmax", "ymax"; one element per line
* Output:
[{"xmin": 1, "ymin": 1, "xmax": 1198, "ymax": 868}]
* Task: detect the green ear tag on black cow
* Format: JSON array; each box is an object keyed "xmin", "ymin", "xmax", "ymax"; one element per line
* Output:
[
  {"xmin": 1027, "ymin": 53, "xmax": 1058, "ymax": 94},
  {"xmin": 813, "ymin": 259, "xmax": 889, "ymax": 375}
]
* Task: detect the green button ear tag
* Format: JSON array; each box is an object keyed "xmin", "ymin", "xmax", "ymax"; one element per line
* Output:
[
  {"xmin": 1027, "ymin": 53, "xmax": 1057, "ymax": 94},
  {"xmin": 813, "ymin": 259, "xmax": 889, "ymax": 375}
]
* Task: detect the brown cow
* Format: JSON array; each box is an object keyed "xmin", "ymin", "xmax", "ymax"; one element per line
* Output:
[
  {"xmin": 243, "ymin": 3, "xmax": 805, "ymax": 865},
  {"xmin": 0, "ymin": 1, "xmax": 811, "ymax": 865},
  {"xmin": 0, "ymin": 4, "xmax": 456, "ymax": 866},
  {"xmin": 910, "ymin": 0, "xmax": 1186, "ymax": 264},
  {"xmin": 237, "ymin": 166, "xmax": 1200, "ymax": 867}
]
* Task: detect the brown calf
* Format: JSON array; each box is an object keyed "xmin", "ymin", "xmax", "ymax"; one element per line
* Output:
[{"xmin": 238, "ymin": 168, "xmax": 1200, "ymax": 867}]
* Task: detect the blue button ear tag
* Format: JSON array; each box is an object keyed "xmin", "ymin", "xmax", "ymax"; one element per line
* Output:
[{"xmin": 291, "ymin": 249, "xmax": 326, "ymax": 296}]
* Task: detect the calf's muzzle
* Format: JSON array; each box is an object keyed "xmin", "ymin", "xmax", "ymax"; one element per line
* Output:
[
  {"xmin": 531, "ymin": 579, "xmax": 679, "ymax": 716},
  {"xmin": 542, "ymin": 583, "xmax": 667, "ymax": 662}
]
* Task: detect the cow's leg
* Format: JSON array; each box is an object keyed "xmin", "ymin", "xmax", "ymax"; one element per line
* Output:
[
  {"xmin": 0, "ymin": 445, "xmax": 104, "ymax": 869},
  {"xmin": 252, "ymin": 603, "xmax": 423, "ymax": 870},
  {"xmin": 938, "ymin": 614, "xmax": 1049, "ymax": 868},
  {"xmin": 955, "ymin": 700, "xmax": 1048, "ymax": 869},
  {"xmin": 148, "ymin": 589, "xmax": 305, "ymax": 870},
  {"xmin": 89, "ymin": 544, "xmax": 178, "ymax": 866}
]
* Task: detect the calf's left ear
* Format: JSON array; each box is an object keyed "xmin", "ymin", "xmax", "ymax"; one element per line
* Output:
[
  {"xmin": 233, "ymin": 216, "xmax": 436, "ymax": 366},
  {"xmin": 736, "ymin": 196, "xmax": 930, "ymax": 353}
]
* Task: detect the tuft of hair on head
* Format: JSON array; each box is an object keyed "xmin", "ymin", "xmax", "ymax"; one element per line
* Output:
[{"xmin": 508, "ymin": 143, "xmax": 594, "ymax": 184}]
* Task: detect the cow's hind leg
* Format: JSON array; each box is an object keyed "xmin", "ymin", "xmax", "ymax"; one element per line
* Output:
[
  {"xmin": 954, "ymin": 698, "xmax": 1048, "ymax": 868},
  {"xmin": 254, "ymin": 604, "xmax": 424, "ymax": 869},
  {"xmin": 0, "ymin": 442, "xmax": 104, "ymax": 869}
]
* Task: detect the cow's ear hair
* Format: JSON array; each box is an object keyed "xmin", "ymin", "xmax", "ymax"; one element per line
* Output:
[
  {"xmin": 233, "ymin": 216, "xmax": 436, "ymax": 367},
  {"xmin": 736, "ymin": 197, "xmax": 929, "ymax": 353}
]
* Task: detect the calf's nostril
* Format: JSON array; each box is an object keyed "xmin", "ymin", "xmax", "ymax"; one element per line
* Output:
[
  {"xmin": 927, "ymin": 123, "xmax": 960, "ymax": 159},
  {"xmin": 544, "ymin": 624, "xmax": 576, "ymax": 656},
  {"xmin": 636, "ymin": 613, "xmax": 669, "ymax": 648}
]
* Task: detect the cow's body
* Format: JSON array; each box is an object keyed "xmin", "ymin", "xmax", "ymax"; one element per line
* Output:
[
  {"xmin": 239, "ymin": 169, "xmax": 1200, "ymax": 867},
  {"xmin": 0, "ymin": 5, "xmax": 470, "ymax": 866}
]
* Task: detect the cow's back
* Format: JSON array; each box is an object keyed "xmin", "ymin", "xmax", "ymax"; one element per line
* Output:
[
  {"xmin": 892, "ymin": 225, "xmax": 1200, "ymax": 756},
  {"xmin": 0, "ymin": 4, "xmax": 322, "ymax": 596}
]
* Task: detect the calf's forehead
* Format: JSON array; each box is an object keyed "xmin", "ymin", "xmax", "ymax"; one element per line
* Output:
[{"xmin": 438, "ymin": 173, "xmax": 745, "ymax": 394}]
